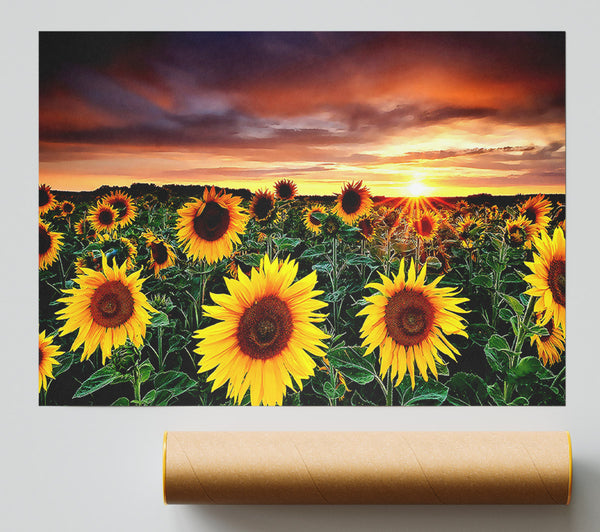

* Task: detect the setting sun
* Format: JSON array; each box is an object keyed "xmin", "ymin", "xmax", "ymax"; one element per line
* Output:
[{"xmin": 408, "ymin": 181, "xmax": 428, "ymax": 197}]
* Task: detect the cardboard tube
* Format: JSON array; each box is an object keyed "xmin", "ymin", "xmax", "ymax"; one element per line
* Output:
[{"xmin": 163, "ymin": 431, "xmax": 572, "ymax": 505}]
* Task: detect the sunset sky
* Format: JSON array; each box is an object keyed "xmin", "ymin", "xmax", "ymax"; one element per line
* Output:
[{"xmin": 39, "ymin": 32, "xmax": 565, "ymax": 197}]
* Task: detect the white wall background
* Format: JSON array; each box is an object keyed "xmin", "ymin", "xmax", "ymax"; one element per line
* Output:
[{"xmin": 2, "ymin": 2, "xmax": 599, "ymax": 530}]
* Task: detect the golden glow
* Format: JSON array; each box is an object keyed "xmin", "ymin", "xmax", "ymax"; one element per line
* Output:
[{"xmin": 408, "ymin": 180, "xmax": 428, "ymax": 198}]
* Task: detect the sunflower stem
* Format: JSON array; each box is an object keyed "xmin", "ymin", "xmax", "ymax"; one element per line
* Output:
[
  {"xmin": 491, "ymin": 238, "xmax": 507, "ymax": 328},
  {"xmin": 385, "ymin": 370, "xmax": 393, "ymax": 406},
  {"xmin": 39, "ymin": 387, "xmax": 47, "ymax": 406},
  {"xmin": 504, "ymin": 295, "xmax": 536, "ymax": 403},
  {"xmin": 331, "ymin": 237, "xmax": 339, "ymax": 333},
  {"xmin": 133, "ymin": 366, "xmax": 142, "ymax": 405},
  {"xmin": 157, "ymin": 326, "xmax": 164, "ymax": 371},
  {"xmin": 57, "ymin": 253, "xmax": 66, "ymax": 288}
]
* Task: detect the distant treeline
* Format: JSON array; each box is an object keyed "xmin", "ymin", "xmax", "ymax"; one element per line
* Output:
[{"xmin": 53, "ymin": 183, "xmax": 566, "ymax": 208}]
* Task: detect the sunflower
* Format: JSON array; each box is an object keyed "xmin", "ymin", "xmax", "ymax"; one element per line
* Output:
[
  {"xmin": 411, "ymin": 211, "xmax": 438, "ymax": 241},
  {"xmin": 59, "ymin": 200, "xmax": 75, "ymax": 217},
  {"xmin": 322, "ymin": 214, "xmax": 342, "ymax": 238},
  {"xmin": 504, "ymin": 215, "xmax": 536, "ymax": 247},
  {"xmin": 274, "ymin": 179, "xmax": 298, "ymax": 201},
  {"xmin": 530, "ymin": 315, "xmax": 565, "ymax": 366},
  {"xmin": 39, "ymin": 221, "xmax": 63, "ymax": 270},
  {"xmin": 303, "ymin": 204, "xmax": 327, "ymax": 234},
  {"xmin": 56, "ymin": 254, "xmax": 156, "ymax": 364},
  {"xmin": 519, "ymin": 194, "xmax": 552, "ymax": 235},
  {"xmin": 74, "ymin": 218, "xmax": 97, "ymax": 240},
  {"xmin": 381, "ymin": 207, "xmax": 400, "ymax": 229},
  {"xmin": 176, "ymin": 187, "xmax": 248, "ymax": 264},
  {"xmin": 333, "ymin": 181, "xmax": 373, "ymax": 225},
  {"xmin": 524, "ymin": 227, "xmax": 566, "ymax": 328},
  {"xmin": 195, "ymin": 254, "xmax": 329, "ymax": 406},
  {"xmin": 358, "ymin": 217, "xmax": 375, "ymax": 241},
  {"xmin": 357, "ymin": 258, "xmax": 469, "ymax": 388},
  {"xmin": 249, "ymin": 189, "xmax": 276, "ymax": 223},
  {"xmin": 456, "ymin": 216, "xmax": 481, "ymax": 241},
  {"xmin": 39, "ymin": 184, "xmax": 57, "ymax": 215},
  {"xmin": 87, "ymin": 202, "xmax": 119, "ymax": 233},
  {"xmin": 39, "ymin": 330, "xmax": 63, "ymax": 392},
  {"xmin": 102, "ymin": 189, "xmax": 138, "ymax": 227},
  {"xmin": 142, "ymin": 230, "xmax": 176, "ymax": 276}
]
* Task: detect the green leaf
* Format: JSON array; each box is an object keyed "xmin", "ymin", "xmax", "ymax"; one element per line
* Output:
[
  {"xmin": 138, "ymin": 360, "xmax": 154, "ymax": 383},
  {"xmin": 53, "ymin": 352, "xmax": 78, "ymax": 378},
  {"xmin": 488, "ymin": 334, "xmax": 510, "ymax": 351},
  {"xmin": 273, "ymin": 236, "xmax": 302, "ymax": 250},
  {"xmin": 150, "ymin": 311, "xmax": 169, "ymax": 328},
  {"xmin": 312, "ymin": 262, "xmax": 332, "ymax": 274},
  {"xmin": 153, "ymin": 371, "xmax": 197, "ymax": 405},
  {"xmin": 487, "ymin": 383, "xmax": 506, "ymax": 406},
  {"xmin": 335, "ymin": 364, "xmax": 374, "ymax": 385},
  {"xmin": 484, "ymin": 345, "xmax": 509, "ymax": 373},
  {"xmin": 498, "ymin": 308, "xmax": 513, "ymax": 321},
  {"xmin": 323, "ymin": 381, "xmax": 345, "ymax": 400},
  {"xmin": 142, "ymin": 389, "xmax": 157, "ymax": 405},
  {"xmin": 470, "ymin": 275, "xmax": 493, "ymax": 288},
  {"xmin": 299, "ymin": 245, "xmax": 327, "ymax": 259},
  {"xmin": 345, "ymin": 254, "xmax": 377, "ymax": 266},
  {"xmin": 509, "ymin": 396, "xmax": 529, "ymax": 406},
  {"xmin": 237, "ymin": 253, "xmax": 262, "ymax": 267},
  {"xmin": 447, "ymin": 372, "xmax": 489, "ymax": 405},
  {"xmin": 501, "ymin": 272, "xmax": 523, "ymax": 284},
  {"xmin": 502, "ymin": 294, "xmax": 524, "ymax": 316},
  {"xmin": 350, "ymin": 391, "xmax": 376, "ymax": 406},
  {"xmin": 526, "ymin": 324, "xmax": 550, "ymax": 338},
  {"xmin": 73, "ymin": 365, "xmax": 123, "ymax": 399},
  {"xmin": 397, "ymin": 377, "xmax": 449, "ymax": 406},
  {"xmin": 111, "ymin": 397, "xmax": 130, "ymax": 406},
  {"xmin": 468, "ymin": 323, "xmax": 496, "ymax": 346},
  {"xmin": 509, "ymin": 356, "xmax": 554, "ymax": 381},
  {"xmin": 323, "ymin": 289, "xmax": 346, "ymax": 302}
]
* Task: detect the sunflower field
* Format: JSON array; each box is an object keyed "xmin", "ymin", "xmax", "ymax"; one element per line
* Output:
[{"xmin": 38, "ymin": 181, "xmax": 566, "ymax": 406}]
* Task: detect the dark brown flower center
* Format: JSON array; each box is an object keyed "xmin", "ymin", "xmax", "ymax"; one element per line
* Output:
[
  {"xmin": 90, "ymin": 280, "xmax": 135, "ymax": 328},
  {"xmin": 277, "ymin": 183, "xmax": 293, "ymax": 200},
  {"xmin": 111, "ymin": 200, "xmax": 127, "ymax": 213},
  {"xmin": 237, "ymin": 295, "xmax": 293, "ymax": 360},
  {"xmin": 309, "ymin": 213, "xmax": 321, "ymax": 226},
  {"xmin": 39, "ymin": 226, "xmax": 51, "ymax": 255},
  {"xmin": 39, "ymin": 348, "xmax": 44, "ymax": 366},
  {"xmin": 150, "ymin": 241, "xmax": 169, "ymax": 265},
  {"xmin": 39, "ymin": 188, "xmax": 50, "ymax": 207},
  {"xmin": 548, "ymin": 258, "xmax": 566, "ymax": 306},
  {"xmin": 341, "ymin": 189, "xmax": 361, "ymax": 214},
  {"xmin": 253, "ymin": 196, "xmax": 274, "ymax": 220},
  {"xmin": 524, "ymin": 206, "xmax": 537, "ymax": 224},
  {"xmin": 384, "ymin": 289, "xmax": 435, "ymax": 346},
  {"xmin": 98, "ymin": 209, "xmax": 114, "ymax": 226},
  {"xmin": 384, "ymin": 211, "xmax": 399, "ymax": 227},
  {"xmin": 358, "ymin": 219, "xmax": 373, "ymax": 238},
  {"xmin": 193, "ymin": 201, "xmax": 230, "ymax": 241},
  {"xmin": 63, "ymin": 203, "xmax": 74, "ymax": 213},
  {"xmin": 417, "ymin": 217, "xmax": 433, "ymax": 237}
]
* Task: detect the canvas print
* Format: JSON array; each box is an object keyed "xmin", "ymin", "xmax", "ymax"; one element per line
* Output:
[{"xmin": 39, "ymin": 32, "xmax": 565, "ymax": 406}]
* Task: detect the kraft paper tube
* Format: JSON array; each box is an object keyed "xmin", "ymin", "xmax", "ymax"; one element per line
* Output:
[{"xmin": 163, "ymin": 431, "xmax": 572, "ymax": 505}]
